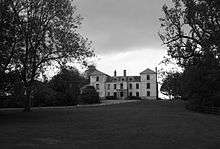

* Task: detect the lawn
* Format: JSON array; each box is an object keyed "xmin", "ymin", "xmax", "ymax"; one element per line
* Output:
[{"xmin": 0, "ymin": 100, "xmax": 220, "ymax": 149}]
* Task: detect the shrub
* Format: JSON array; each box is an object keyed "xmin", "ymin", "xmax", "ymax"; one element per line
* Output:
[
  {"xmin": 187, "ymin": 93, "xmax": 202, "ymax": 106},
  {"xmin": 0, "ymin": 96, "xmax": 23, "ymax": 108},
  {"xmin": 157, "ymin": 97, "xmax": 163, "ymax": 100},
  {"xmin": 207, "ymin": 94, "xmax": 220, "ymax": 107},
  {"xmin": 78, "ymin": 85, "xmax": 100, "ymax": 104},
  {"xmin": 105, "ymin": 96, "xmax": 117, "ymax": 100},
  {"xmin": 126, "ymin": 96, "xmax": 142, "ymax": 100},
  {"xmin": 32, "ymin": 87, "xmax": 78, "ymax": 107},
  {"xmin": 78, "ymin": 93, "xmax": 100, "ymax": 104}
]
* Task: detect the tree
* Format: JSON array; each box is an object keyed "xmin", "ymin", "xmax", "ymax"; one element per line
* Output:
[
  {"xmin": 159, "ymin": 0, "xmax": 220, "ymax": 105},
  {"xmin": 159, "ymin": 0, "xmax": 220, "ymax": 67},
  {"xmin": 0, "ymin": 0, "xmax": 22, "ymax": 73},
  {"xmin": 0, "ymin": 0, "xmax": 94, "ymax": 111},
  {"xmin": 48, "ymin": 66, "xmax": 87, "ymax": 105},
  {"xmin": 160, "ymin": 72, "xmax": 183, "ymax": 99},
  {"xmin": 0, "ymin": 0, "xmax": 24, "ymax": 95}
]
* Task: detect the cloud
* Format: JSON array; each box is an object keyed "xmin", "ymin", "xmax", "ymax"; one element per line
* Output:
[
  {"xmin": 78, "ymin": 0, "xmax": 166, "ymax": 54},
  {"xmin": 95, "ymin": 48, "xmax": 167, "ymax": 76}
]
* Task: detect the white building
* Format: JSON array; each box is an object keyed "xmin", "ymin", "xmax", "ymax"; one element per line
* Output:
[{"xmin": 89, "ymin": 66, "xmax": 158, "ymax": 100}]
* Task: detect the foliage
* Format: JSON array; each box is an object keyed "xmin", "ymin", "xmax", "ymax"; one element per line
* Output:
[
  {"xmin": 105, "ymin": 96, "xmax": 117, "ymax": 100},
  {"xmin": 0, "ymin": 96, "xmax": 23, "ymax": 108},
  {"xmin": 126, "ymin": 96, "xmax": 142, "ymax": 100},
  {"xmin": 48, "ymin": 66, "xmax": 87, "ymax": 106},
  {"xmin": 207, "ymin": 93, "xmax": 220, "ymax": 107},
  {"xmin": 160, "ymin": 72, "xmax": 183, "ymax": 99},
  {"xmin": 182, "ymin": 64, "xmax": 220, "ymax": 104},
  {"xmin": 159, "ymin": 0, "xmax": 220, "ymax": 67},
  {"xmin": 78, "ymin": 85, "xmax": 100, "ymax": 104},
  {"xmin": 78, "ymin": 94, "xmax": 100, "ymax": 104},
  {"xmin": 0, "ymin": 0, "xmax": 94, "ymax": 111},
  {"xmin": 0, "ymin": 0, "xmax": 22, "ymax": 73},
  {"xmin": 159, "ymin": 0, "xmax": 220, "ymax": 106}
]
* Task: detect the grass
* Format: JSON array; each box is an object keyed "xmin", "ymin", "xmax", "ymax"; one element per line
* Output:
[{"xmin": 0, "ymin": 100, "xmax": 220, "ymax": 149}]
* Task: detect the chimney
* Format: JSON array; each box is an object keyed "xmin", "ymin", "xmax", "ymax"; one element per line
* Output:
[
  {"xmin": 123, "ymin": 70, "xmax": 126, "ymax": 77},
  {"xmin": 114, "ymin": 70, "xmax": 117, "ymax": 77}
]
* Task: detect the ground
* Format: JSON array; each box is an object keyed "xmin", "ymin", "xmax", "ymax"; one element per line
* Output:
[{"xmin": 0, "ymin": 100, "xmax": 220, "ymax": 149}]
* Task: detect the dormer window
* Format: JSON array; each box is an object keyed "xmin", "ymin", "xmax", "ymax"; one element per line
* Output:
[
  {"xmin": 147, "ymin": 75, "xmax": 150, "ymax": 80},
  {"xmin": 96, "ymin": 76, "xmax": 99, "ymax": 81}
]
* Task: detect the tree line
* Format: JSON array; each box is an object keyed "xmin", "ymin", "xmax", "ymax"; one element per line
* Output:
[
  {"xmin": 0, "ymin": 66, "xmax": 90, "ymax": 108},
  {"xmin": 159, "ymin": 0, "xmax": 220, "ymax": 107}
]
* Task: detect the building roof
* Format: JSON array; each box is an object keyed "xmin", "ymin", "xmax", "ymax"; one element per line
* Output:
[
  {"xmin": 106, "ymin": 76, "xmax": 141, "ymax": 82},
  {"xmin": 140, "ymin": 68, "xmax": 156, "ymax": 74},
  {"xmin": 90, "ymin": 69, "xmax": 109, "ymax": 76}
]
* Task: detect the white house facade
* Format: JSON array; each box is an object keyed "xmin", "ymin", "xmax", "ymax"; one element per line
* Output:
[{"xmin": 89, "ymin": 66, "xmax": 158, "ymax": 100}]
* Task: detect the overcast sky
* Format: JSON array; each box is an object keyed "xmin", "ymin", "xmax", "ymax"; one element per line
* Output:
[{"xmin": 76, "ymin": 0, "xmax": 168, "ymax": 76}]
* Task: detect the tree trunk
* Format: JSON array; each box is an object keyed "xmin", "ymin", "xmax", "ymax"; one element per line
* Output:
[{"xmin": 23, "ymin": 87, "xmax": 32, "ymax": 112}]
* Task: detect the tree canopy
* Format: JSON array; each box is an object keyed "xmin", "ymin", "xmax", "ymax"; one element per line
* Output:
[
  {"xmin": 0, "ymin": 0, "xmax": 94, "ymax": 111},
  {"xmin": 159, "ymin": 0, "xmax": 220, "ymax": 105},
  {"xmin": 159, "ymin": 0, "xmax": 220, "ymax": 67},
  {"xmin": 160, "ymin": 72, "xmax": 182, "ymax": 99}
]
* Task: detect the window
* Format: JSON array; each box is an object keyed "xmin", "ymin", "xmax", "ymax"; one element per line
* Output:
[
  {"xmin": 129, "ymin": 78, "xmax": 132, "ymax": 81},
  {"xmin": 129, "ymin": 92, "xmax": 132, "ymax": 96},
  {"xmin": 136, "ymin": 83, "xmax": 139, "ymax": 89},
  {"xmin": 147, "ymin": 75, "xmax": 150, "ymax": 80},
  {"xmin": 120, "ymin": 92, "xmax": 123, "ymax": 97},
  {"xmin": 107, "ymin": 84, "xmax": 110, "ymax": 90},
  {"xmin": 120, "ymin": 83, "xmax": 123, "ymax": 89},
  {"xmin": 107, "ymin": 92, "xmax": 110, "ymax": 96},
  {"xmin": 122, "ymin": 78, "xmax": 124, "ymax": 81},
  {"xmin": 114, "ymin": 84, "xmax": 117, "ymax": 89},
  {"xmin": 129, "ymin": 83, "xmax": 132, "ymax": 89},
  {"xmin": 147, "ymin": 91, "xmax": 150, "ymax": 96},
  {"xmin": 136, "ymin": 92, "xmax": 139, "ymax": 97},
  {"xmin": 147, "ymin": 83, "xmax": 150, "ymax": 89},
  {"xmin": 96, "ymin": 76, "xmax": 99, "ymax": 81},
  {"xmin": 96, "ymin": 84, "xmax": 99, "ymax": 90}
]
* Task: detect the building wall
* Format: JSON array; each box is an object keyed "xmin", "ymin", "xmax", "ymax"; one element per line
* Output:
[
  {"xmin": 127, "ymin": 82, "xmax": 141, "ymax": 97},
  {"xmin": 90, "ymin": 75, "xmax": 107, "ymax": 98},
  {"xmin": 106, "ymin": 82, "xmax": 128, "ymax": 99},
  {"xmin": 90, "ymin": 73, "xmax": 157, "ymax": 99},
  {"xmin": 140, "ymin": 74, "xmax": 156, "ymax": 99}
]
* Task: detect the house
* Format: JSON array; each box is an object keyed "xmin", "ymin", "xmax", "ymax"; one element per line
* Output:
[{"xmin": 89, "ymin": 66, "xmax": 158, "ymax": 99}]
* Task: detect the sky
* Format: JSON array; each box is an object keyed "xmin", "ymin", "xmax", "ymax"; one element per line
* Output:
[{"xmin": 75, "ymin": 0, "xmax": 169, "ymax": 76}]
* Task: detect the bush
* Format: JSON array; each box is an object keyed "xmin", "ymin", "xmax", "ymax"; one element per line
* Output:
[
  {"xmin": 32, "ymin": 87, "xmax": 78, "ymax": 107},
  {"xmin": 78, "ymin": 93, "xmax": 100, "ymax": 104},
  {"xmin": 207, "ymin": 94, "xmax": 220, "ymax": 107},
  {"xmin": 105, "ymin": 96, "xmax": 117, "ymax": 100},
  {"xmin": 126, "ymin": 96, "xmax": 142, "ymax": 100},
  {"xmin": 78, "ymin": 85, "xmax": 100, "ymax": 104},
  {"xmin": 0, "ymin": 96, "xmax": 23, "ymax": 108},
  {"xmin": 187, "ymin": 94, "xmax": 202, "ymax": 106},
  {"xmin": 157, "ymin": 97, "xmax": 163, "ymax": 100}
]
